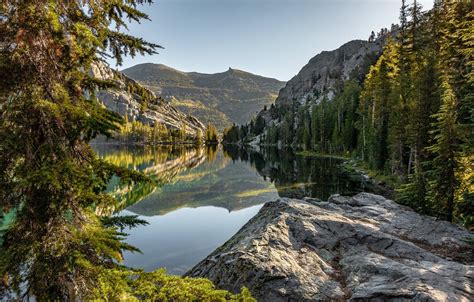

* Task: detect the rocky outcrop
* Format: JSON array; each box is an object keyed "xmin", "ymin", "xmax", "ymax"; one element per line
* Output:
[
  {"xmin": 90, "ymin": 62, "xmax": 205, "ymax": 135},
  {"xmin": 274, "ymin": 39, "xmax": 382, "ymax": 108},
  {"xmin": 187, "ymin": 193, "xmax": 473, "ymax": 301}
]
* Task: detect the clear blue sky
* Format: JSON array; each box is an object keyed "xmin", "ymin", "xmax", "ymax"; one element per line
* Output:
[{"xmin": 114, "ymin": 0, "xmax": 433, "ymax": 81}]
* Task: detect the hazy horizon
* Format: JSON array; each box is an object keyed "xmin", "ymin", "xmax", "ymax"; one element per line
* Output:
[{"xmin": 111, "ymin": 0, "xmax": 434, "ymax": 81}]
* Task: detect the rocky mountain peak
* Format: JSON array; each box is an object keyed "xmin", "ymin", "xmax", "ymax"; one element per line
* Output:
[{"xmin": 275, "ymin": 39, "xmax": 383, "ymax": 107}]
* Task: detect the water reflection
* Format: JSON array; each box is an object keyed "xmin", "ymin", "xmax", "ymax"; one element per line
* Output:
[
  {"xmin": 92, "ymin": 144, "xmax": 381, "ymax": 274},
  {"xmin": 121, "ymin": 205, "xmax": 263, "ymax": 275},
  {"xmin": 127, "ymin": 148, "xmax": 277, "ymax": 216},
  {"xmin": 223, "ymin": 146, "xmax": 384, "ymax": 200},
  {"xmin": 94, "ymin": 145, "xmax": 210, "ymax": 215}
]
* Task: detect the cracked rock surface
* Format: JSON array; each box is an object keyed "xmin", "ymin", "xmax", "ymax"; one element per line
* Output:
[{"xmin": 186, "ymin": 193, "xmax": 473, "ymax": 301}]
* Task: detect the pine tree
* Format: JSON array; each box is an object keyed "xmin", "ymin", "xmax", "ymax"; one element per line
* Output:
[
  {"xmin": 196, "ymin": 129, "xmax": 204, "ymax": 146},
  {"xmin": 428, "ymin": 77, "xmax": 460, "ymax": 221},
  {"xmin": 426, "ymin": 0, "xmax": 473, "ymax": 223},
  {"xmin": 369, "ymin": 31, "xmax": 376, "ymax": 42},
  {"xmin": 205, "ymin": 123, "xmax": 219, "ymax": 145},
  {"xmin": 0, "ymin": 1, "xmax": 161, "ymax": 298},
  {"xmin": 397, "ymin": 0, "xmax": 414, "ymax": 178}
]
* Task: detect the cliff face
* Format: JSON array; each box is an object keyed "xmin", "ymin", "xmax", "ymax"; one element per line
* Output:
[
  {"xmin": 187, "ymin": 193, "xmax": 473, "ymax": 301},
  {"xmin": 274, "ymin": 39, "xmax": 382, "ymax": 108},
  {"xmin": 122, "ymin": 64, "xmax": 286, "ymax": 130},
  {"xmin": 90, "ymin": 62, "xmax": 205, "ymax": 135}
]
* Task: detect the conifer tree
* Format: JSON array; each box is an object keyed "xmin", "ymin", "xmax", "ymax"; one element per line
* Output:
[
  {"xmin": 205, "ymin": 123, "xmax": 219, "ymax": 145},
  {"xmin": 196, "ymin": 129, "xmax": 204, "ymax": 146},
  {"xmin": 0, "ymin": 0, "xmax": 161, "ymax": 299},
  {"xmin": 428, "ymin": 77, "xmax": 459, "ymax": 221},
  {"xmin": 426, "ymin": 0, "xmax": 473, "ymax": 222}
]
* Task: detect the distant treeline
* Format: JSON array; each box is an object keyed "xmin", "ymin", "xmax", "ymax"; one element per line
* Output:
[{"xmin": 111, "ymin": 117, "xmax": 219, "ymax": 146}]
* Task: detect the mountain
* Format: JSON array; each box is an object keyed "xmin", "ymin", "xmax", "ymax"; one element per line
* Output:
[
  {"xmin": 222, "ymin": 38, "xmax": 386, "ymax": 146},
  {"xmin": 225, "ymin": 38, "xmax": 385, "ymax": 146},
  {"xmin": 91, "ymin": 62, "xmax": 205, "ymax": 135},
  {"xmin": 273, "ymin": 39, "xmax": 383, "ymax": 108},
  {"xmin": 121, "ymin": 64, "xmax": 286, "ymax": 130}
]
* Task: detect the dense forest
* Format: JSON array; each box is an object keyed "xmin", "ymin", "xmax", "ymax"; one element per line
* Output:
[
  {"xmin": 0, "ymin": 1, "xmax": 251, "ymax": 300},
  {"xmin": 223, "ymin": 1, "xmax": 473, "ymax": 227}
]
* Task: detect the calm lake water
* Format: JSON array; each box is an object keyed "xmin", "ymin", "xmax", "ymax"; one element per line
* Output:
[{"xmin": 94, "ymin": 145, "xmax": 380, "ymax": 275}]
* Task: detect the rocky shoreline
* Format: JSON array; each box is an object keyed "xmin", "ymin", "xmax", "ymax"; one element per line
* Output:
[{"xmin": 187, "ymin": 193, "xmax": 473, "ymax": 301}]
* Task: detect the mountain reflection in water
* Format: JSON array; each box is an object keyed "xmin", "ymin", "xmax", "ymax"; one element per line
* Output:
[{"xmin": 94, "ymin": 144, "xmax": 379, "ymax": 274}]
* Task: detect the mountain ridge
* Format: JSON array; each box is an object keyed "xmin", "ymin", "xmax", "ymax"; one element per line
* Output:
[
  {"xmin": 124, "ymin": 63, "xmax": 284, "ymax": 84},
  {"xmin": 122, "ymin": 63, "xmax": 286, "ymax": 130},
  {"xmin": 221, "ymin": 37, "xmax": 387, "ymax": 146}
]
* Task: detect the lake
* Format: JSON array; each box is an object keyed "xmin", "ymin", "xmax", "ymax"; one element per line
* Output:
[{"xmin": 94, "ymin": 144, "xmax": 380, "ymax": 275}]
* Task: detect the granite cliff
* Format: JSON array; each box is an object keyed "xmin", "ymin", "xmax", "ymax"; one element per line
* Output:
[
  {"xmin": 274, "ymin": 39, "xmax": 382, "ymax": 108},
  {"xmin": 251, "ymin": 38, "xmax": 384, "ymax": 142}
]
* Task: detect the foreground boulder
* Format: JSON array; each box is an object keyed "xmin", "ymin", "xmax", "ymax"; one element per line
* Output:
[{"xmin": 187, "ymin": 193, "xmax": 473, "ymax": 301}]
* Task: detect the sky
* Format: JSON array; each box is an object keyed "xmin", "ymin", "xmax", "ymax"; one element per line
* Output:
[{"xmin": 113, "ymin": 0, "xmax": 434, "ymax": 81}]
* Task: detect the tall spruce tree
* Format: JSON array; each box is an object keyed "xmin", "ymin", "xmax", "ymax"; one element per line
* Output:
[
  {"xmin": 0, "ymin": 1, "xmax": 159, "ymax": 299},
  {"xmin": 397, "ymin": 0, "xmax": 440, "ymax": 213},
  {"xmin": 426, "ymin": 0, "xmax": 473, "ymax": 222}
]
